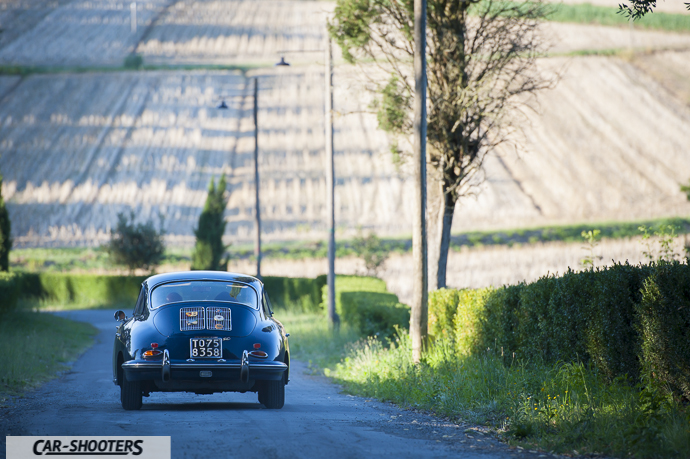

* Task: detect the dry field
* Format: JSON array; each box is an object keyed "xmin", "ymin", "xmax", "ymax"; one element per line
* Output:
[{"xmin": 1, "ymin": 0, "xmax": 690, "ymax": 256}]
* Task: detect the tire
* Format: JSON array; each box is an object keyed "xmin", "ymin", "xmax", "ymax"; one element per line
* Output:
[
  {"xmin": 120, "ymin": 370, "xmax": 143, "ymax": 411},
  {"xmin": 259, "ymin": 379, "xmax": 285, "ymax": 409}
]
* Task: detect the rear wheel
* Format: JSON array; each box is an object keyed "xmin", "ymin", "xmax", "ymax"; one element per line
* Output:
[
  {"xmin": 120, "ymin": 370, "xmax": 142, "ymax": 410},
  {"xmin": 258, "ymin": 379, "xmax": 285, "ymax": 409}
]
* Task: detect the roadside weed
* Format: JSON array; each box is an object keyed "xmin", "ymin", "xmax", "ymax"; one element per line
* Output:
[{"xmin": 330, "ymin": 334, "xmax": 690, "ymax": 458}]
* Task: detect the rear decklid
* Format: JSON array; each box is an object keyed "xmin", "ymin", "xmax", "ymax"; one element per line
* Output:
[{"xmin": 152, "ymin": 302, "xmax": 258, "ymax": 338}]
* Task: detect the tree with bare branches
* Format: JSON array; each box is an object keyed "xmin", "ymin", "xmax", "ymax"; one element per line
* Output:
[{"xmin": 330, "ymin": 0, "xmax": 554, "ymax": 290}]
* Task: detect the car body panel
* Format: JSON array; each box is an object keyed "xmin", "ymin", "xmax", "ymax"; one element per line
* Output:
[{"xmin": 112, "ymin": 271, "xmax": 290, "ymax": 401}]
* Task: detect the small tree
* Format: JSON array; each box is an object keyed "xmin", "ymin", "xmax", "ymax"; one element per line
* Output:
[
  {"xmin": 0, "ymin": 168, "xmax": 11, "ymax": 272},
  {"xmin": 352, "ymin": 230, "xmax": 389, "ymax": 276},
  {"xmin": 330, "ymin": 0, "xmax": 554, "ymax": 290},
  {"xmin": 107, "ymin": 211, "xmax": 165, "ymax": 273},
  {"xmin": 580, "ymin": 229, "xmax": 602, "ymax": 268},
  {"xmin": 191, "ymin": 176, "xmax": 230, "ymax": 271}
]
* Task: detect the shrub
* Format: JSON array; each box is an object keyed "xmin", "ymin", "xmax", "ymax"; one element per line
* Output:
[
  {"xmin": 430, "ymin": 261, "xmax": 690, "ymax": 392},
  {"xmin": 106, "ymin": 212, "xmax": 165, "ymax": 273},
  {"xmin": 123, "ymin": 54, "xmax": 143, "ymax": 69},
  {"xmin": 352, "ymin": 230, "xmax": 388, "ymax": 275},
  {"xmin": 0, "ymin": 168, "xmax": 11, "ymax": 272},
  {"xmin": 515, "ymin": 274, "xmax": 558, "ymax": 361},
  {"xmin": 340, "ymin": 291, "xmax": 409, "ymax": 340},
  {"xmin": 585, "ymin": 263, "xmax": 650, "ymax": 380},
  {"xmin": 452, "ymin": 288, "xmax": 494, "ymax": 355},
  {"xmin": 262, "ymin": 275, "xmax": 327, "ymax": 313},
  {"xmin": 33, "ymin": 273, "xmax": 146, "ymax": 307},
  {"xmin": 325, "ymin": 275, "xmax": 408, "ymax": 339},
  {"xmin": 480, "ymin": 283, "xmax": 523, "ymax": 359},
  {"xmin": 637, "ymin": 261, "xmax": 690, "ymax": 400},
  {"xmin": 191, "ymin": 176, "xmax": 229, "ymax": 271},
  {"xmin": 0, "ymin": 272, "xmax": 19, "ymax": 315},
  {"xmin": 11, "ymin": 272, "xmax": 329, "ymax": 313},
  {"xmin": 428, "ymin": 288, "xmax": 460, "ymax": 340}
]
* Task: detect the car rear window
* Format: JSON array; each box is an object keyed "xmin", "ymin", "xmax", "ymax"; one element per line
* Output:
[{"xmin": 150, "ymin": 281, "xmax": 258, "ymax": 310}]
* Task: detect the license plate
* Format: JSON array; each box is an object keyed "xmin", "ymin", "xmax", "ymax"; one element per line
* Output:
[{"xmin": 190, "ymin": 338, "xmax": 222, "ymax": 358}]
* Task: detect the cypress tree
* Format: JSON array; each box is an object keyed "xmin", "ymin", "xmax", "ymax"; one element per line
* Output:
[
  {"xmin": 0, "ymin": 169, "xmax": 11, "ymax": 272},
  {"xmin": 191, "ymin": 176, "xmax": 229, "ymax": 271}
]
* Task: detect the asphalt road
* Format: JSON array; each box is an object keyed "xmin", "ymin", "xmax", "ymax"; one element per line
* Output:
[{"xmin": 1, "ymin": 310, "xmax": 555, "ymax": 459}]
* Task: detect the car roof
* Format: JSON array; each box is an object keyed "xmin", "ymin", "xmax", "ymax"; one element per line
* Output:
[{"xmin": 143, "ymin": 271, "xmax": 263, "ymax": 291}]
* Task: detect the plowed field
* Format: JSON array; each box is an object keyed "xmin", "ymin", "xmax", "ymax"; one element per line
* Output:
[{"xmin": 1, "ymin": 0, "xmax": 690, "ymax": 283}]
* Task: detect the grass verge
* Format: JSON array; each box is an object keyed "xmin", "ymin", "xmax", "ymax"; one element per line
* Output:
[
  {"xmin": 0, "ymin": 310, "xmax": 98, "ymax": 401},
  {"xmin": 329, "ymin": 332, "xmax": 690, "ymax": 458},
  {"xmin": 548, "ymin": 3, "xmax": 690, "ymax": 33},
  {"xmin": 275, "ymin": 310, "xmax": 361, "ymax": 372}
]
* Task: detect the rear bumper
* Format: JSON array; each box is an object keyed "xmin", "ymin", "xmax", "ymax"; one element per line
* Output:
[{"xmin": 122, "ymin": 359, "xmax": 287, "ymax": 383}]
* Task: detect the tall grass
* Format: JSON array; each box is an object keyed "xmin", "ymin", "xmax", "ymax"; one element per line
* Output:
[
  {"xmin": 331, "ymin": 333, "xmax": 690, "ymax": 458},
  {"xmin": 275, "ymin": 310, "xmax": 361, "ymax": 371},
  {"xmin": 0, "ymin": 310, "xmax": 97, "ymax": 399}
]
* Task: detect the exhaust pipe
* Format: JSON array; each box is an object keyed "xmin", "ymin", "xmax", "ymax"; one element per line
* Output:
[
  {"xmin": 162, "ymin": 349, "xmax": 171, "ymax": 382},
  {"xmin": 240, "ymin": 350, "xmax": 249, "ymax": 383}
]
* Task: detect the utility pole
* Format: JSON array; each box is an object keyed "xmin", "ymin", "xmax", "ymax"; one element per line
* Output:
[
  {"xmin": 253, "ymin": 77, "xmax": 261, "ymax": 279},
  {"xmin": 130, "ymin": 2, "xmax": 137, "ymax": 33},
  {"xmin": 325, "ymin": 31, "xmax": 340, "ymax": 329},
  {"xmin": 411, "ymin": 0, "xmax": 428, "ymax": 363}
]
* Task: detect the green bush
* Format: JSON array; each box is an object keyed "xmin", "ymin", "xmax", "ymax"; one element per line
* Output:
[
  {"xmin": 637, "ymin": 262, "xmax": 690, "ymax": 400},
  {"xmin": 352, "ymin": 230, "xmax": 388, "ymax": 275},
  {"xmin": 325, "ymin": 275, "xmax": 408, "ymax": 339},
  {"xmin": 0, "ymin": 272, "xmax": 19, "ymax": 315},
  {"xmin": 339, "ymin": 291, "xmax": 409, "ymax": 339},
  {"xmin": 429, "ymin": 261, "xmax": 690, "ymax": 390},
  {"xmin": 106, "ymin": 212, "xmax": 165, "ymax": 273},
  {"xmin": 11, "ymin": 272, "xmax": 327, "ymax": 313},
  {"xmin": 123, "ymin": 53, "xmax": 143, "ymax": 69},
  {"xmin": 428, "ymin": 288, "xmax": 461, "ymax": 340},
  {"xmin": 262, "ymin": 274, "xmax": 327, "ymax": 312},
  {"xmin": 191, "ymin": 176, "xmax": 229, "ymax": 271},
  {"xmin": 482, "ymin": 283, "xmax": 523, "ymax": 359},
  {"xmin": 33, "ymin": 273, "xmax": 146, "ymax": 306},
  {"xmin": 585, "ymin": 264, "xmax": 651, "ymax": 380}
]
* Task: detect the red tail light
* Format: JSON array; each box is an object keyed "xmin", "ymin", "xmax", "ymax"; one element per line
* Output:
[
  {"xmin": 253, "ymin": 343, "xmax": 261, "ymax": 349},
  {"xmin": 248, "ymin": 350, "xmax": 268, "ymax": 358}
]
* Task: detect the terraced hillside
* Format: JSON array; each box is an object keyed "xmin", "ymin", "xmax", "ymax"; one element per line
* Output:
[{"xmin": 1, "ymin": 0, "xmax": 690, "ymax": 254}]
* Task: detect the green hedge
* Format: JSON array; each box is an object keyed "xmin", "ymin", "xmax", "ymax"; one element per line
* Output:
[
  {"xmin": 325, "ymin": 275, "xmax": 409, "ymax": 339},
  {"xmin": 263, "ymin": 274, "xmax": 326, "ymax": 312},
  {"xmin": 429, "ymin": 261, "xmax": 690, "ymax": 396},
  {"xmin": 0, "ymin": 272, "xmax": 20, "ymax": 315},
  {"xmin": 638, "ymin": 263, "xmax": 690, "ymax": 400},
  {"xmin": 3, "ymin": 272, "xmax": 327, "ymax": 312},
  {"xmin": 29, "ymin": 273, "xmax": 146, "ymax": 306}
]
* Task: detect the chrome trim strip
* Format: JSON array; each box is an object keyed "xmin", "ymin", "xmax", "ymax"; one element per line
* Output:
[{"xmin": 123, "ymin": 361, "xmax": 287, "ymax": 370}]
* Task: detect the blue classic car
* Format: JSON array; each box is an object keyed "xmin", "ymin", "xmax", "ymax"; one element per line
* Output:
[{"xmin": 112, "ymin": 271, "xmax": 290, "ymax": 410}]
